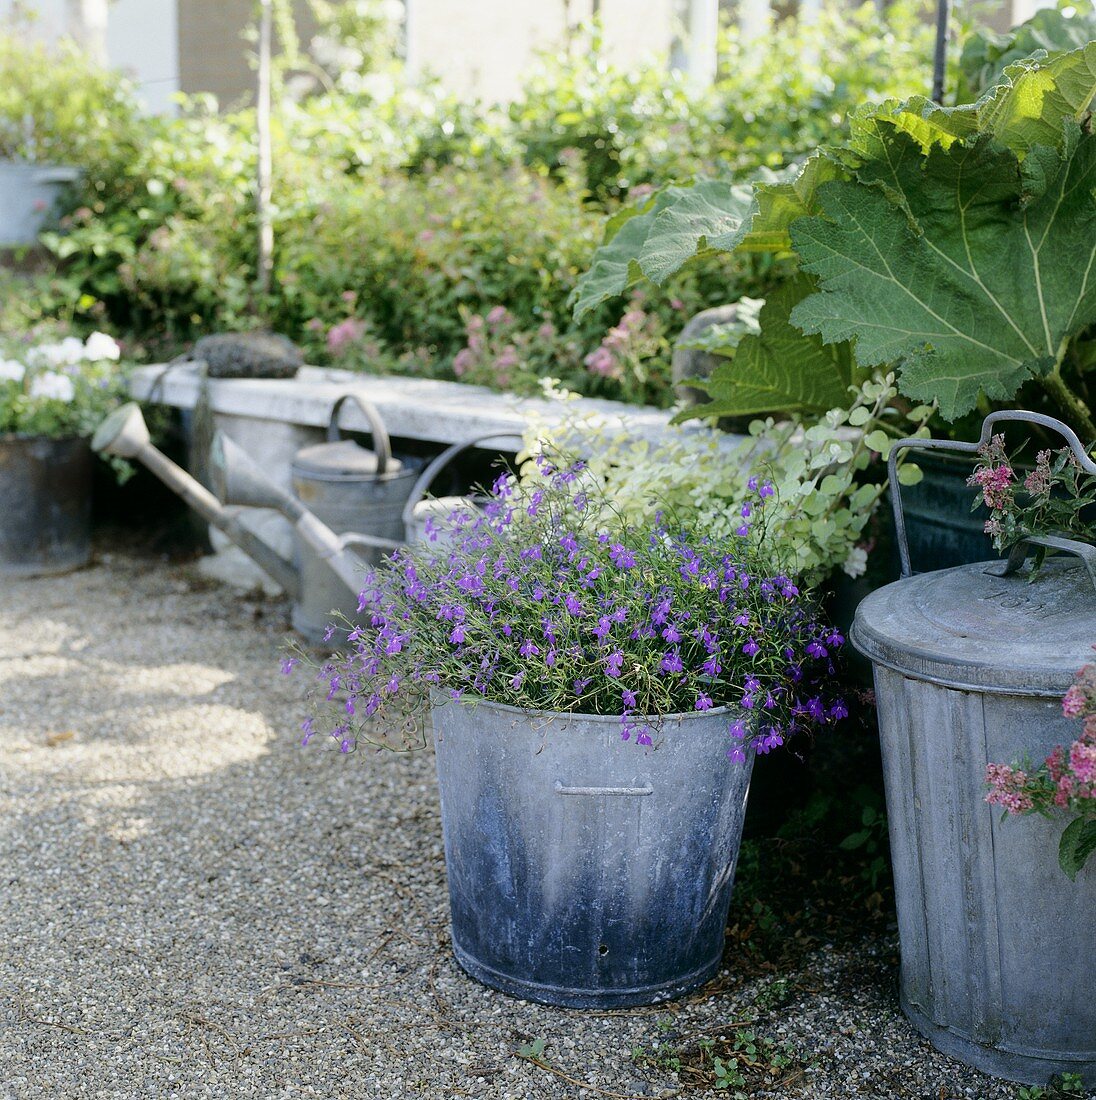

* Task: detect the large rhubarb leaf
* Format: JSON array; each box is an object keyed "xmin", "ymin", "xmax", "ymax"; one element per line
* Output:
[
  {"xmin": 674, "ymin": 276, "xmax": 856, "ymax": 420},
  {"xmin": 569, "ymin": 186, "xmax": 687, "ymax": 320},
  {"xmin": 570, "ymin": 160, "xmax": 844, "ymax": 318},
  {"xmin": 847, "ymin": 42, "xmax": 1096, "ymax": 166},
  {"xmin": 790, "ymin": 123, "xmax": 1096, "ymax": 420},
  {"xmin": 957, "ymin": 6, "xmax": 1096, "ymax": 104}
]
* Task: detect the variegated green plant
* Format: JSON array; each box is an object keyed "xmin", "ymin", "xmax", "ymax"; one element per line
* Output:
[{"xmin": 522, "ymin": 373, "xmax": 932, "ymax": 583}]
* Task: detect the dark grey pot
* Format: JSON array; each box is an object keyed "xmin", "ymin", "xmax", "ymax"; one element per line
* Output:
[{"xmin": 0, "ymin": 435, "xmax": 92, "ymax": 576}]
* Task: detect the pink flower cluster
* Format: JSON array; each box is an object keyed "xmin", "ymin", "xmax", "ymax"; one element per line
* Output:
[
  {"xmin": 986, "ymin": 652, "xmax": 1096, "ymax": 815},
  {"xmin": 583, "ymin": 303, "xmax": 657, "ymax": 382},
  {"xmin": 970, "ymin": 461, "xmax": 1014, "ymax": 511},
  {"xmin": 985, "ymin": 763, "xmax": 1034, "ymax": 814}
]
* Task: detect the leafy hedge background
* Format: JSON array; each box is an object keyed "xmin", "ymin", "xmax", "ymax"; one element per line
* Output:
[{"xmin": 5, "ymin": 2, "xmax": 945, "ymax": 405}]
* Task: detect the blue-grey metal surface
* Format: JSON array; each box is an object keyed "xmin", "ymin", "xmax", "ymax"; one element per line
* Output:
[
  {"xmin": 431, "ymin": 697, "xmax": 754, "ymax": 1008},
  {"xmin": 0, "ymin": 162, "xmax": 80, "ymax": 246},
  {"xmin": 871, "ymin": 665, "xmax": 1096, "ymax": 1085},
  {"xmin": 852, "ymin": 558, "xmax": 1096, "ymax": 697},
  {"xmin": 291, "ymin": 394, "xmax": 419, "ymax": 642},
  {"xmin": 0, "ymin": 435, "xmax": 91, "ymax": 576},
  {"xmin": 853, "ymin": 548, "xmax": 1096, "ymax": 1084}
]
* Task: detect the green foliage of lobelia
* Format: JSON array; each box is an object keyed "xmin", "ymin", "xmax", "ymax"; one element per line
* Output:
[{"xmin": 572, "ymin": 37, "xmax": 1096, "ymax": 441}]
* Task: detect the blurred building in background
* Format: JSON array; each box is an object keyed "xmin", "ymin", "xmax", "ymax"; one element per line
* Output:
[{"xmin": 0, "ymin": 0, "xmax": 1052, "ymax": 112}]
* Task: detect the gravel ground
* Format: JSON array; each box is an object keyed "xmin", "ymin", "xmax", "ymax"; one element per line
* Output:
[{"xmin": 0, "ymin": 547, "xmax": 1086, "ymax": 1100}]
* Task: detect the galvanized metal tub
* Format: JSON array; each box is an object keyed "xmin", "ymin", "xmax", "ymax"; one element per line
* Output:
[
  {"xmin": 431, "ymin": 696, "xmax": 754, "ymax": 1008},
  {"xmin": 852, "ymin": 556, "xmax": 1096, "ymax": 1085},
  {"xmin": 0, "ymin": 161, "xmax": 80, "ymax": 246},
  {"xmin": 0, "ymin": 435, "xmax": 92, "ymax": 576}
]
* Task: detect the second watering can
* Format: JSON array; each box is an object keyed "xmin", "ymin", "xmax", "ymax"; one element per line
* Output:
[{"xmin": 290, "ymin": 394, "xmax": 419, "ymax": 642}]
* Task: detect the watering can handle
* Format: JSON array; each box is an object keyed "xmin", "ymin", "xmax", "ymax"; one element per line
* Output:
[
  {"xmin": 327, "ymin": 393, "xmax": 392, "ymax": 476},
  {"xmin": 889, "ymin": 409, "xmax": 1096, "ymax": 579},
  {"xmin": 401, "ymin": 432, "xmax": 524, "ymax": 529}
]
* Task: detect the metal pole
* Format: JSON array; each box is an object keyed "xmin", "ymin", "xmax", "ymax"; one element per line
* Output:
[
  {"xmin": 256, "ymin": 0, "xmax": 274, "ymax": 302},
  {"xmin": 932, "ymin": 0, "xmax": 951, "ymax": 104}
]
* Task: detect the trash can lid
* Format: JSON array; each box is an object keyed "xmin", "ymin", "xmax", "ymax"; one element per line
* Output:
[
  {"xmin": 851, "ymin": 557, "xmax": 1096, "ymax": 696},
  {"xmin": 292, "ymin": 439, "xmax": 405, "ymax": 481}
]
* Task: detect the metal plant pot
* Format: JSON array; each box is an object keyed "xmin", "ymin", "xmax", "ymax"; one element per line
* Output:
[
  {"xmin": 0, "ymin": 161, "xmax": 80, "ymax": 247},
  {"xmin": 431, "ymin": 697, "xmax": 754, "ymax": 1008},
  {"xmin": 0, "ymin": 435, "xmax": 93, "ymax": 576}
]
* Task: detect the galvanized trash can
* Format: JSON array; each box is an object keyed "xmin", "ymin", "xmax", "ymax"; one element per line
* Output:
[
  {"xmin": 432, "ymin": 697, "xmax": 755, "ymax": 1009},
  {"xmin": 852, "ymin": 411, "xmax": 1096, "ymax": 1086},
  {"xmin": 291, "ymin": 394, "xmax": 417, "ymax": 643}
]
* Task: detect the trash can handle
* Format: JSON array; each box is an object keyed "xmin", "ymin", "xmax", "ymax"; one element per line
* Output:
[
  {"xmin": 889, "ymin": 410, "xmax": 1095, "ymax": 579},
  {"xmin": 401, "ymin": 432, "xmax": 524, "ymax": 530},
  {"xmin": 988, "ymin": 534, "xmax": 1096, "ymax": 592},
  {"xmin": 327, "ymin": 393, "xmax": 392, "ymax": 476}
]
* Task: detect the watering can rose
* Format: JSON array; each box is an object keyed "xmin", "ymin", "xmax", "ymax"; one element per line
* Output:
[{"xmin": 298, "ymin": 455, "xmax": 845, "ymax": 754}]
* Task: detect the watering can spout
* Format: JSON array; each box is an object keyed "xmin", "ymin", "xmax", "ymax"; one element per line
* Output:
[
  {"xmin": 93, "ymin": 403, "xmax": 301, "ymax": 599},
  {"xmin": 92, "ymin": 404, "xmax": 404, "ymax": 643},
  {"xmin": 210, "ymin": 429, "xmax": 400, "ymax": 598},
  {"xmin": 92, "ymin": 401, "xmax": 151, "ymax": 459}
]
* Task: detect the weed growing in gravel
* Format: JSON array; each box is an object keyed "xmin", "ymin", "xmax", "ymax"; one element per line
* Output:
[
  {"xmin": 632, "ymin": 1018, "xmax": 802, "ymax": 1093},
  {"xmin": 1019, "ymin": 1073, "xmax": 1088, "ymax": 1099}
]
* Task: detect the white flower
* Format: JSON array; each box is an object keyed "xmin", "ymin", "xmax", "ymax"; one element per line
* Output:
[
  {"xmin": 83, "ymin": 331, "xmax": 121, "ymax": 361},
  {"xmin": 29, "ymin": 337, "xmax": 85, "ymax": 369},
  {"xmin": 29, "ymin": 371, "xmax": 76, "ymax": 402},
  {"xmin": 0, "ymin": 358, "xmax": 25, "ymax": 382},
  {"xmin": 841, "ymin": 546, "xmax": 869, "ymax": 579}
]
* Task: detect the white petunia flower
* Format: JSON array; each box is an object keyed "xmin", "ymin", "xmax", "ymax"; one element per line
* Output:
[
  {"xmin": 29, "ymin": 336, "xmax": 85, "ymax": 369},
  {"xmin": 0, "ymin": 358, "xmax": 25, "ymax": 382},
  {"xmin": 842, "ymin": 546, "xmax": 869, "ymax": 579},
  {"xmin": 83, "ymin": 331, "xmax": 121, "ymax": 361},
  {"xmin": 29, "ymin": 371, "xmax": 76, "ymax": 402}
]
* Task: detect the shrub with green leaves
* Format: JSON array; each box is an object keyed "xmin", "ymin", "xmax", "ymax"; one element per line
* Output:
[
  {"xmin": 0, "ymin": 31, "xmax": 141, "ymax": 163},
  {"xmin": 522, "ymin": 372, "xmax": 931, "ymax": 582}
]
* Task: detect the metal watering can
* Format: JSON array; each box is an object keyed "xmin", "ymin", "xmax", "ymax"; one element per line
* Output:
[
  {"xmin": 93, "ymin": 402, "xmax": 399, "ymax": 645},
  {"xmin": 284, "ymin": 394, "xmax": 425, "ymax": 641},
  {"xmin": 93, "ymin": 404, "xmax": 522, "ymax": 646},
  {"xmin": 401, "ymin": 432, "xmax": 523, "ymax": 547}
]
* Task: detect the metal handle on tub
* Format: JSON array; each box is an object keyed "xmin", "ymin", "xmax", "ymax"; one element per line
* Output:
[
  {"xmin": 888, "ymin": 410, "xmax": 1096, "ymax": 580},
  {"xmin": 555, "ymin": 781, "xmax": 653, "ymax": 797}
]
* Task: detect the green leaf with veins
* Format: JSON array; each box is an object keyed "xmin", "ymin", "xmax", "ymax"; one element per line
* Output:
[
  {"xmin": 674, "ymin": 276, "xmax": 856, "ymax": 421},
  {"xmin": 637, "ymin": 178, "xmax": 759, "ymax": 284},
  {"xmin": 789, "ymin": 123, "xmax": 1096, "ymax": 420},
  {"xmin": 569, "ymin": 163, "xmax": 840, "ymax": 318},
  {"xmin": 957, "ymin": 6, "xmax": 1096, "ymax": 104},
  {"xmin": 568, "ymin": 185, "xmax": 687, "ymax": 319},
  {"xmin": 862, "ymin": 43, "xmax": 1096, "ymax": 162}
]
